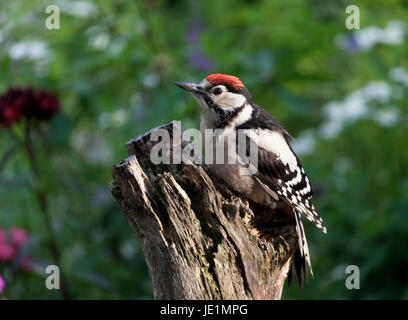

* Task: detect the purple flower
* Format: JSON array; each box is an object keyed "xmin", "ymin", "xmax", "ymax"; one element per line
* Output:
[
  {"xmin": 185, "ymin": 20, "xmax": 203, "ymax": 45},
  {"xmin": 188, "ymin": 52, "xmax": 214, "ymax": 72},
  {"xmin": 345, "ymin": 34, "xmax": 359, "ymax": 52},
  {"xmin": 0, "ymin": 275, "xmax": 5, "ymax": 294},
  {"xmin": 184, "ymin": 19, "xmax": 215, "ymax": 72}
]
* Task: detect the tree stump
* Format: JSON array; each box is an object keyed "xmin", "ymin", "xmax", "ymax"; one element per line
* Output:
[{"xmin": 109, "ymin": 121, "xmax": 298, "ymax": 300}]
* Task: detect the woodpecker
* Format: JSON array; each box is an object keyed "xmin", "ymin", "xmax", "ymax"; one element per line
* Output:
[{"xmin": 175, "ymin": 73, "xmax": 327, "ymax": 287}]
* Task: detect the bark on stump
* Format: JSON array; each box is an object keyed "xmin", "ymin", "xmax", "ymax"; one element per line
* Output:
[{"xmin": 109, "ymin": 121, "xmax": 298, "ymax": 300}]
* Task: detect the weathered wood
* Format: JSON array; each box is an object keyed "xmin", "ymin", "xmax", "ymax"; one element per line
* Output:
[{"xmin": 109, "ymin": 121, "xmax": 298, "ymax": 300}]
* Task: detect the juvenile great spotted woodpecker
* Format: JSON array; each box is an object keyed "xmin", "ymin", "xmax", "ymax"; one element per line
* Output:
[{"xmin": 175, "ymin": 73, "xmax": 327, "ymax": 287}]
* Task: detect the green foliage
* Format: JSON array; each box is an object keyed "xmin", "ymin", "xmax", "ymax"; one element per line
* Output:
[{"xmin": 0, "ymin": 0, "xmax": 407, "ymax": 299}]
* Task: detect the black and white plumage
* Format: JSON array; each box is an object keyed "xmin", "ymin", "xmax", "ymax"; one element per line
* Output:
[
  {"xmin": 175, "ymin": 74, "xmax": 327, "ymax": 287},
  {"xmin": 238, "ymin": 104, "xmax": 326, "ymax": 234}
]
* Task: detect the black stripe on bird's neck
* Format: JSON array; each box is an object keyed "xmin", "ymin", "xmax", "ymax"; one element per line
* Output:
[{"xmin": 215, "ymin": 103, "xmax": 245, "ymax": 129}]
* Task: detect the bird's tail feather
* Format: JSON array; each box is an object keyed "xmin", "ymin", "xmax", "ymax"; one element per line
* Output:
[
  {"xmin": 294, "ymin": 210, "xmax": 313, "ymax": 277},
  {"xmin": 288, "ymin": 210, "xmax": 313, "ymax": 290},
  {"xmin": 288, "ymin": 245, "xmax": 307, "ymax": 291}
]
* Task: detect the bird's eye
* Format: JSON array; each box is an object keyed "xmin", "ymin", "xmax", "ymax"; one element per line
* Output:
[{"xmin": 213, "ymin": 87, "xmax": 222, "ymax": 95}]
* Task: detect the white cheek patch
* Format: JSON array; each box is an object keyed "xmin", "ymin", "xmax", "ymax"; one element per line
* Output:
[
  {"xmin": 214, "ymin": 92, "xmax": 246, "ymax": 109},
  {"xmin": 244, "ymin": 129, "xmax": 298, "ymax": 172}
]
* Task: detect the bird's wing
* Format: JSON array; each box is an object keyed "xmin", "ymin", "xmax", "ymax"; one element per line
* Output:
[
  {"xmin": 236, "ymin": 105, "xmax": 324, "ymax": 281},
  {"xmin": 241, "ymin": 128, "xmax": 327, "ymax": 233}
]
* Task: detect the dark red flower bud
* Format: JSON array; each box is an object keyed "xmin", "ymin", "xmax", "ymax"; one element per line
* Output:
[
  {"xmin": 0, "ymin": 87, "xmax": 60, "ymax": 127},
  {"xmin": 1, "ymin": 104, "xmax": 21, "ymax": 126},
  {"xmin": 0, "ymin": 88, "xmax": 23, "ymax": 126},
  {"xmin": 33, "ymin": 90, "xmax": 60, "ymax": 120}
]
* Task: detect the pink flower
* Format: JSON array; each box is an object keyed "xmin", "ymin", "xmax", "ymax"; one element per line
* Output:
[
  {"xmin": 10, "ymin": 227, "xmax": 28, "ymax": 249},
  {"xmin": 0, "ymin": 227, "xmax": 32, "ymax": 268},
  {"xmin": 0, "ymin": 275, "xmax": 5, "ymax": 294},
  {"xmin": 0, "ymin": 229, "xmax": 15, "ymax": 262},
  {"xmin": 0, "ymin": 243, "xmax": 15, "ymax": 262},
  {"xmin": 0, "ymin": 227, "xmax": 30, "ymax": 262}
]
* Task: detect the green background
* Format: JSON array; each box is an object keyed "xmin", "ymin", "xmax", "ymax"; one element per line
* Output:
[{"xmin": 0, "ymin": 0, "xmax": 407, "ymax": 299}]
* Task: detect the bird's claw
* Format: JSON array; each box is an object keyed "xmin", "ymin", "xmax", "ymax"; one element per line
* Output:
[{"xmin": 231, "ymin": 196, "xmax": 255, "ymax": 218}]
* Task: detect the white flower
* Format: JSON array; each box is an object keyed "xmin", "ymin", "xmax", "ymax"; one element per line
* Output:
[
  {"xmin": 292, "ymin": 130, "xmax": 316, "ymax": 156},
  {"xmin": 319, "ymin": 81, "xmax": 393, "ymax": 139},
  {"xmin": 382, "ymin": 21, "xmax": 405, "ymax": 46},
  {"xmin": 90, "ymin": 33, "xmax": 110, "ymax": 50},
  {"xmin": 9, "ymin": 41, "xmax": 49, "ymax": 61},
  {"xmin": 354, "ymin": 26, "xmax": 384, "ymax": 51},
  {"xmin": 56, "ymin": 0, "xmax": 98, "ymax": 18},
  {"xmin": 143, "ymin": 73, "xmax": 160, "ymax": 88},
  {"xmin": 319, "ymin": 120, "xmax": 344, "ymax": 140},
  {"xmin": 336, "ymin": 21, "xmax": 406, "ymax": 52},
  {"xmin": 343, "ymin": 95, "xmax": 368, "ymax": 121},
  {"xmin": 389, "ymin": 67, "xmax": 408, "ymax": 87},
  {"xmin": 111, "ymin": 109, "xmax": 127, "ymax": 127},
  {"xmin": 359, "ymin": 81, "xmax": 391, "ymax": 102},
  {"xmin": 324, "ymin": 101, "xmax": 345, "ymax": 121},
  {"xmin": 372, "ymin": 107, "xmax": 400, "ymax": 127}
]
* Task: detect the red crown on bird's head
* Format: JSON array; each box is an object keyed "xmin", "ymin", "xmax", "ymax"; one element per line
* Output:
[{"xmin": 205, "ymin": 74, "xmax": 244, "ymax": 91}]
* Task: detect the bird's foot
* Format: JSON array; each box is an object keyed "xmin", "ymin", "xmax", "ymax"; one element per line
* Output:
[{"xmin": 231, "ymin": 196, "xmax": 255, "ymax": 219}]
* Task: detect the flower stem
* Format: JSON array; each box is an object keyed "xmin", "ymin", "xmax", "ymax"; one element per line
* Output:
[
  {"xmin": 23, "ymin": 122, "xmax": 70, "ymax": 299},
  {"xmin": 0, "ymin": 146, "xmax": 16, "ymax": 174}
]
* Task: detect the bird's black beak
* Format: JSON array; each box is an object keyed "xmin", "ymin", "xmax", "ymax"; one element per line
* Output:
[{"xmin": 174, "ymin": 82, "xmax": 203, "ymax": 95}]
